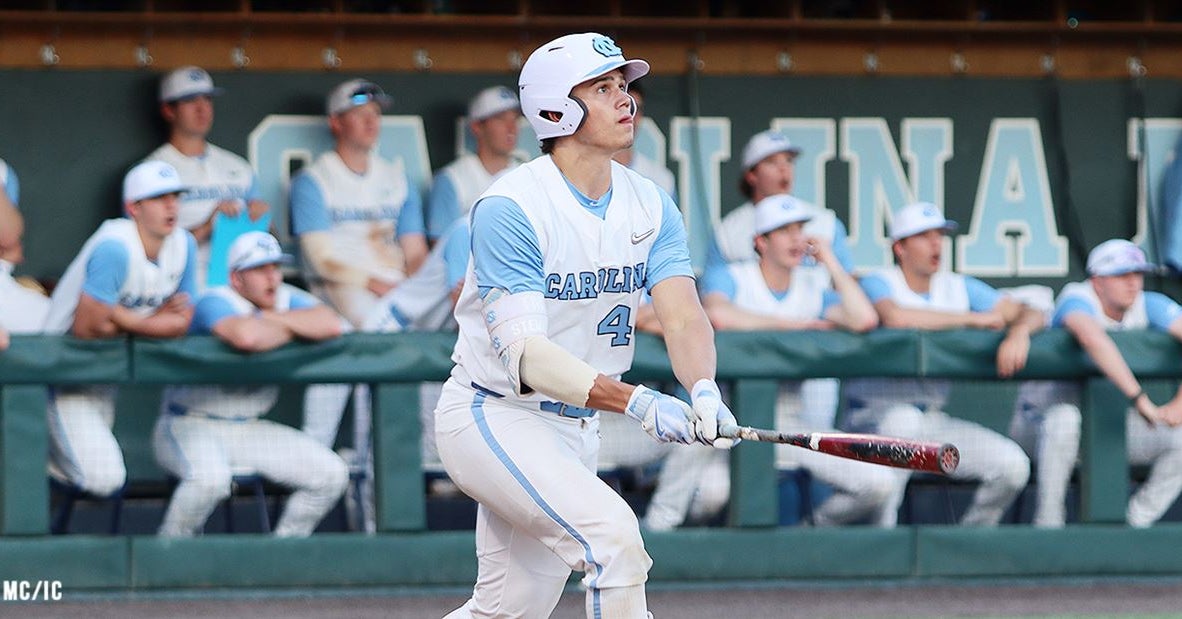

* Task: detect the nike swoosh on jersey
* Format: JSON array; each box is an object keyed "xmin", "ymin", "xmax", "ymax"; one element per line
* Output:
[{"xmin": 630, "ymin": 228, "xmax": 656, "ymax": 244}]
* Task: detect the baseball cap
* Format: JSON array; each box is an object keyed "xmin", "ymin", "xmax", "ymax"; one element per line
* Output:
[
  {"xmin": 159, "ymin": 66, "xmax": 223, "ymax": 103},
  {"xmin": 326, "ymin": 79, "xmax": 392, "ymax": 116},
  {"xmin": 888, "ymin": 202, "xmax": 958, "ymax": 242},
  {"xmin": 753, "ymin": 194, "xmax": 813, "ymax": 237},
  {"xmin": 1086, "ymin": 239, "xmax": 1156, "ymax": 277},
  {"xmin": 741, "ymin": 130, "xmax": 802, "ymax": 170},
  {"xmin": 123, "ymin": 160, "xmax": 187, "ymax": 203},
  {"xmin": 468, "ymin": 85, "xmax": 520, "ymax": 121},
  {"xmin": 227, "ymin": 231, "xmax": 293, "ymax": 273}
]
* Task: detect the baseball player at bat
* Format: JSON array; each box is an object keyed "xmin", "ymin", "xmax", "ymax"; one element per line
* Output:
[
  {"xmin": 1010, "ymin": 239, "xmax": 1182, "ymax": 528},
  {"xmin": 42, "ymin": 161, "xmax": 198, "ymax": 499},
  {"xmin": 154, "ymin": 231, "xmax": 348, "ymax": 537},
  {"xmin": 435, "ymin": 33, "xmax": 736, "ymax": 619},
  {"xmin": 840, "ymin": 202, "xmax": 1044, "ymax": 526},
  {"xmin": 700, "ymin": 193, "xmax": 897, "ymax": 525}
]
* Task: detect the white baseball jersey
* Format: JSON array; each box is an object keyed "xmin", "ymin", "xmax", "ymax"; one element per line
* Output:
[
  {"xmin": 162, "ymin": 283, "xmax": 318, "ymax": 419},
  {"xmin": 0, "ymin": 264, "xmax": 49, "ymax": 334},
  {"xmin": 363, "ymin": 220, "xmax": 469, "ymax": 333},
  {"xmin": 290, "ymin": 150, "xmax": 422, "ymax": 285},
  {"xmin": 426, "ymin": 153, "xmax": 520, "ymax": 240},
  {"xmin": 711, "ymin": 199, "xmax": 852, "ymax": 271},
  {"xmin": 146, "ymin": 143, "xmax": 257, "ymax": 233},
  {"xmin": 43, "ymin": 218, "xmax": 196, "ymax": 334},
  {"xmin": 843, "ymin": 267, "xmax": 978, "ymax": 412},
  {"xmin": 449, "ymin": 157, "xmax": 690, "ymax": 407}
]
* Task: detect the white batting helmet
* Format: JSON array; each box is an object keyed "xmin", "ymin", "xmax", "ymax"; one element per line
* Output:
[{"xmin": 518, "ymin": 33, "xmax": 650, "ymax": 141}]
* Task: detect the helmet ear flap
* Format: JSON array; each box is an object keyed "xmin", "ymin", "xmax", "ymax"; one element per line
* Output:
[{"xmin": 626, "ymin": 93, "xmax": 637, "ymax": 117}]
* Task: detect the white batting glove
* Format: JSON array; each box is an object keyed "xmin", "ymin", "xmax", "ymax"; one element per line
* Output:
[
  {"xmin": 624, "ymin": 385, "xmax": 700, "ymax": 444},
  {"xmin": 691, "ymin": 379, "xmax": 739, "ymax": 449}
]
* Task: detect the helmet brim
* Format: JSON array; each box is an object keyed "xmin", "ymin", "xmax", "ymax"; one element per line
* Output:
[{"xmin": 580, "ymin": 58, "xmax": 650, "ymax": 85}]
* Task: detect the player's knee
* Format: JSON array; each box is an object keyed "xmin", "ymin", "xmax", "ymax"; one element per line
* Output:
[
  {"xmin": 82, "ymin": 465, "xmax": 127, "ymax": 498},
  {"xmin": 852, "ymin": 469, "xmax": 896, "ymax": 506},
  {"xmin": 314, "ymin": 453, "xmax": 350, "ymax": 498},
  {"xmin": 876, "ymin": 404, "xmax": 923, "ymax": 438},
  {"xmin": 998, "ymin": 448, "xmax": 1032, "ymax": 490},
  {"xmin": 1042, "ymin": 404, "xmax": 1082, "ymax": 444}
]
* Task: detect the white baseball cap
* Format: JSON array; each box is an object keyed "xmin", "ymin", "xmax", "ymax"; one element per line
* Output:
[
  {"xmin": 518, "ymin": 32, "xmax": 649, "ymax": 140},
  {"xmin": 753, "ymin": 194, "xmax": 813, "ymax": 237},
  {"xmin": 159, "ymin": 66, "xmax": 223, "ymax": 103},
  {"xmin": 227, "ymin": 231, "xmax": 293, "ymax": 272},
  {"xmin": 468, "ymin": 85, "xmax": 520, "ymax": 121},
  {"xmin": 741, "ymin": 130, "xmax": 802, "ymax": 170},
  {"xmin": 1086, "ymin": 239, "xmax": 1156, "ymax": 277},
  {"xmin": 888, "ymin": 202, "xmax": 958, "ymax": 242},
  {"xmin": 326, "ymin": 79, "xmax": 392, "ymax": 116},
  {"xmin": 123, "ymin": 160, "xmax": 187, "ymax": 203}
]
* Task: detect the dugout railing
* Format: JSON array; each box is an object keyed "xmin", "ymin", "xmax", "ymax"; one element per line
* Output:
[{"xmin": 2, "ymin": 329, "xmax": 1182, "ymax": 588}]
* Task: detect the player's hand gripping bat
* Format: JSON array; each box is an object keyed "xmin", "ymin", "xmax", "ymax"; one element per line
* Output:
[{"xmin": 719, "ymin": 425, "xmax": 959, "ymax": 475}]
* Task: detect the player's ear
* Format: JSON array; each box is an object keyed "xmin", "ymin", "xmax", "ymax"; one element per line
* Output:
[{"xmin": 160, "ymin": 102, "xmax": 176, "ymax": 122}]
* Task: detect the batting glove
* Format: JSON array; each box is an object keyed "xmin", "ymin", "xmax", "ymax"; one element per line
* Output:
[
  {"xmin": 624, "ymin": 385, "xmax": 700, "ymax": 444},
  {"xmin": 691, "ymin": 379, "xmax": 739, "ymax": 449}
]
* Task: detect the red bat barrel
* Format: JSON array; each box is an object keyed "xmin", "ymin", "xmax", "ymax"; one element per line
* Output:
[{"xmin": 721, "ymin": 427, "xmax": 960, "ymax": 475}]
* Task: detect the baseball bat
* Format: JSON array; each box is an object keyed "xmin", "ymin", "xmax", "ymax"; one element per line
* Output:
[{"xmin": 719, "ymin": 425, "xmax": 959, "ymax": 475}]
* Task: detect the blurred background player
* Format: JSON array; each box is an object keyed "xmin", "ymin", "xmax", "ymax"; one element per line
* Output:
[
  {"xmin": 611, "ymin": 80, "xmax": 675, "ymax": 197},
  {"xmin": 42, "ymin": 160, "xmax": 197, "ymax": 499},
  {"xmin": 700, "ymin": 193, "xmax": 893, "ymax": 525},
  {"xmin": 290, "ymin": 78, "xmax": 428, "ymax": 328},
  {"xmin": 154, "ymin": 231, "xmax": 347, "ymax": 537},
  {"xmin": 426, "ymin": 85, "xmax": 521, "ymax": 243},
  {"xmin": 1010, "ymin": 239, "xmax": 1182, "ymax": 528},
  {"xmin": 841, "ymin": 202, "xmax": 1040, "ymax": 526},
  {"xmin": 0, "ymin": 158, "xmax": 50, "ymax": 335},
  {"xmin": 147, "ymin": 66, "xmax": 269, "ymax": 290},
  {"xmin": 290, "ymin": 79, "xmax": 429, "ymax": 532},
  {"xmin": 436, "ymin": 32, "xmax": 736, "ymax": 619}
]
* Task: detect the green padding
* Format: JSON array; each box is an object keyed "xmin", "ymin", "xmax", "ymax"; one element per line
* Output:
[
  {"xmin": 1, "ymin": 386, "xmax": 50, "ymax": 535},
  {"xmin": 1110, "ymin": 331, "xmax": 1182, "ymax": 378},
  {"xmin": 645, "ymin": 528, "xmax": 913, "ymax": 579},
  {"xmin": 0, "ymin": 537, "xmax": 128, "ymax": 587},
  {"xmin": 131, "ymin": 533, "xmax": 476, "ymax": 587},
  {"xmin": 0, "ymin": 336, "xmax": 128, "ymax": 384},
  {"xmin": 924, "ymin": 329, "xmax": 1089, "ymax": 379},
  {"xmin": 131, "ymin": 332, "xmax": 457, "ymax": 384},
  {"xmin": 630, "ymin": 330, "xmax": 922, "ymax": 381},
  {"xmin": 916, "ymin": 524, "xmax": 1182, "ymax": 576}
]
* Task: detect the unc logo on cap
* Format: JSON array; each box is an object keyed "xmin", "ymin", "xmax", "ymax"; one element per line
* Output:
[
  {"xmin": 592, "ymin": 36, "xmax": 623, "ymax": 58},
  {"xmin": 187, "ymin": 69, "xmax": 205, "ymax": 83}
]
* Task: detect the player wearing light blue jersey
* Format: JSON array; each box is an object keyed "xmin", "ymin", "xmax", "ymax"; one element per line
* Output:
[
  {"xmin": 841, "ymin": 202, "xmax": 1042, "ymax": 527},
  {"xmin": 155, "ymin": 232, "xmax": 347, "ymax": 537},
  {"xmin": 1010, "ymin": 239, "xmax": 1182, "ymax": 528},
  {"xmin": 699, "ymin": 194, "xmax": 894, "ymax": 526},
  {"xmin": 43, "ymin": 161, "xmax": 198, "ymax": 499},
  {"xmin": 426, "ymin": 85, "xmax": 522, "ymax": 242},
  {"xmin": 0, "ymin": 159, "xmax": 50, "ymax": 335},
  {"xmin": 148, "ymin": 66, "xmax": 269, "ymax": 290},
  {"xmin": 290, "ymin": 78, "xmax": 428, "ymax": 328},
  {"xmin": 437, "ymin": 33, "xmax": 737, "ymax": 619}
]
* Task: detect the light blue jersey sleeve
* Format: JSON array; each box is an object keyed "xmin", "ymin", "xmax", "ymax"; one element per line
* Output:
[
  {"xmin": 859, "ymin": 273, "xmax": 891, "ymax": 303},
  {"xmin": 427, "ymin": 172, "xmax": 460, "ymax": 241},
  {"xmin": 470, "ymin": 196, "xmax": 544, "ymax": 295},
  {"xmin": 288, "ymin": 287, "xmax": 321, "ymax": 310},
  {"xmin": 645, "ymin": 189, "xmax": 695, "ymax": 291},
  {"xmin": 442, "ymin": 222, "xmax": 471, "ymax": 290},
  {"xmin": 831, "ymin": 219, "xmax": 854, "ymax": 272},
  {"xmin": 2, "ymin": 164, "xmax": 18, "ymax": 205},
  {"xmin": 244, "ymin": 175, "xmax": 262, "ymax": 202},
  {"xmin": 190, "ymin": 294, "xmax": 240, "ymax": 334},
  {"xmin": 699, "ymin": 262, "xmax": 736, "ymax": 300},
  {"xmin": 964, "ymin": 276, "xmax": 1002, "ymax": 312},
  {"xmin": 82, "ymin": 240, "xmax": 130, "ymax": 305},
  {"xmin": 1051, "ymin": 295, "xmax": 1096, "ymax": 327},
  {"xmin": 396, "ymin": 172, "xmax": 425, "ymax": 238},
  {"xmin": 704, "ymin": 235, "xmax": 728, "ymax": 273},
  {"xmin": 176, "ymin": 232, "xmax": 199, "ymax": 298},
  {"xmin": 821, "ymin": 289, "xmax": 841, "ymax": 314},
  {"xmin": 1144, "ymin": 292, "xmax": 1182, "ymax": 331},
  {"xmin": 289, "ymin": 173, "xmax": 330, "ymax": 235}
]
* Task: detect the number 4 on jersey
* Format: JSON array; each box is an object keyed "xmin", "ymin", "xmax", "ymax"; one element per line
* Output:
[{"xmin": 597, "ymin": 304, "xmax": 633, "ymax": 346}]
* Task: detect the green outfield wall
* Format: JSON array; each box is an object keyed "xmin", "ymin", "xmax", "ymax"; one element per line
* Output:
[{"xmin": 3, "ymin": 330, "xmax": 1182, "ymax": 589}]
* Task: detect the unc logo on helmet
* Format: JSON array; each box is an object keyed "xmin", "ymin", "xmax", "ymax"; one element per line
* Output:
[{"xmin": 591, "ymin": 36, "xmax": 623, "ymax": 58}]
